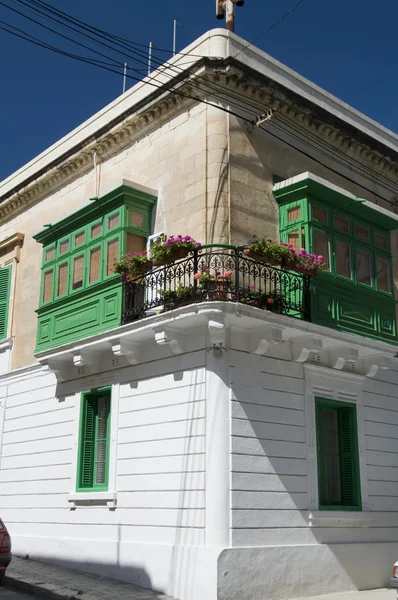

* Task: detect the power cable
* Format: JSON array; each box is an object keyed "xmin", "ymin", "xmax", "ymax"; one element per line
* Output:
[
  {"xmin": 234, "ymin": 0, "xmax": 306, "ymax": 58},
  {"xmin": 2, "ymin": 0, "xmax": 396, "ymax": 207}
]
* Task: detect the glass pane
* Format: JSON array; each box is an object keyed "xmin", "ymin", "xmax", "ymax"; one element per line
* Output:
[
  {"xmin": 374, "ymin": 233, "xmax": 387, "ymax": 249},
  {"xmin": 89, "ymin": 247, "xmax": 101, "ymax": 283},
  {"xmin": 288, "ymin": 230, "xmax": 299, "ymax": 251},
  {"xmin": 126, "ymin": 233, "xmax": 146, "ymax": 255},
  {"xmin": 95, "ymin": 396, "xmax": 109, "ymax": 485},
  {"xmin": 75, "ymin": 231, "xmax": 85, "ymax": 247},
  {"xmin": 57, "ymin": 263, "xmax": 68, "ymax": 296},
  {"xmin": 313, "ymin": 232, "xmax": 330, "ymax": 270},
  {"xmin": 59, "ymin": 239, "xmax": 69, "ymax": 254},
  {"xmin": 322, "ymin": 409, "xmax": 342, "ymax": 504},
  {"xmin": 91, "ymin": 223, "xmax": 102, "ymax": 239},
  {"xmin": 356, "ymin": 249, "xmax": 371, "ymax": 286},
  {"xmin": 301, "ymin": 227, "xmax": 306, "ymax": 251},
  {"xmin": 355, "ymin": 225, "xmax": 368, "ymax": 241},
  {"xmin": 312, "ymin": 207, "xmax": 327, "ymax": 224},
  {"xmin": 336, "ymin": 241, "xmax": 351, "ymax": 278},
  {"xmin": 73, "ymin": 255, "xmax": 84, "ymax": 290},
  {"xmin": 377, "ymin": 257, "xmax": 390, "ymax": 292},
  {"xmin": 108, "ymin": 213, "xmax": 120, "ymax": 230},
  {"xmin": 45, "ymin": 247, "xmax": 54, "ymax": 262},
  {"xmin": 335, "ymin": 216, "xmax": 349, "ymax": 233},
  {"xmin": 42, "ymin": 270, "xmax": 53, "ymax": 303},
  {"xmin": 106, "ymin": 239, "xmax": 119, "ymax": 276},
  {"xmin": 130, "ymin": 211, "xmax": 145, "ymax": 228},
  {"xmin": 287, "ymin": 206, "xmax": 300, "ymax": 222}
]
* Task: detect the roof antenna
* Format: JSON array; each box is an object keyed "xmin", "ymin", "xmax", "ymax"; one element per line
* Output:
[{"xmin": 216, "ymin": 0, "xmax": 244, "ymax": 33}]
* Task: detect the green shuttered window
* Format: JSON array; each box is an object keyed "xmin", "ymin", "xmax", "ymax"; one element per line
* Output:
[
  {"xmin": 315, "ymin": 398, "xmax": 361, "ymax": 510},
  {"xmin": 77, "ymin": 389, "xmax": 111, "ymax": 491},
  {"xmin": 0, "ymin": 266, "xmax": 11, "ymax": 340}
]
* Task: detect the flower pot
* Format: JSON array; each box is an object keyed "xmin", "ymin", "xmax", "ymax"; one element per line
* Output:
[
  {"xmin": 243, "ymin": 247, "xmax": 266, "ymax": 262},
  {"xmin": 152, "ymin": 257, "xmax": 166, "ymax": 267},
  {"xmin": 131, "ymin": 260, "xmax": 153, "ymax": 278},
  {"xmin": 168, "ymin": 247, "xmax": 190, "ymax": 261},
  {"xmin": 264, "ymin": 258, "xmax": 284, "ymax": 267},
  {"xmin": 204, "ymin": 279, "xmax": 230, "ymax": 301}
]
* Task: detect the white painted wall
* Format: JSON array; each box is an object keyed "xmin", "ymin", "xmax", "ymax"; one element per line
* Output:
[
  {"xmin": 224, "ymin": 346, "xmax": 398, "ymax": 599},
  {"xmin": 2, "ymin": 321, "xmax": 398, "ymax": 600},
  {"xmin": 0, "ymin": 351, "xmax": 219, "ymax": 600}
]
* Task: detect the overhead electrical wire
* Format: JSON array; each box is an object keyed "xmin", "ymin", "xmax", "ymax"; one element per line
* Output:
[
  {"xmin": 234, "ymin": 0, "xmax": 307, "ymax": 58},
  {"xmin": 1, "ymin": 0, "xmax": 396, "ymax": 209}
]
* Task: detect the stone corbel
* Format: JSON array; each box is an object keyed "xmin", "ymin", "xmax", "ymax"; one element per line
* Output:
[
  {"xmin": 292, "ymin": 336, "xmax": 325, "ymax": 365},
  {"xmin": 72, "ymin": 348, "xmax": 101, "ymax": 374},
  {"xmin": 207, "ymin": 316, "xmax": 226, "ymax": 349},
  {"xmin": 363, "ymin": 354, "xmax": 398, "ymax": 378},
  {"xmin": 111, "ymin": 339, "xmax": 140, "ymax": 365},
  {"xmin": 155, "ymin": 327, "xmax": 185, "ymax": 355},
  {"xmin": 42, "ymin": 358, "xmax": 70, "ymax": 383},
  {"xmin": 251, "ymin": 325, "xmax": 285, "ymax": 356},
  {"xmin": 331, "ymin": 345, "xmax": 360, "ymax": 373}
]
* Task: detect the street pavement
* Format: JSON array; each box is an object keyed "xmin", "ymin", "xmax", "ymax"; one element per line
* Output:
[
  {"xmin": 0, "ymin": 589, "xmax": 30, "ymax": 599},
  {"xmin": 3, "ymin": 556, "xmax": 397, "ymax": 600},
  {"xmin": 5, "ymin": 557, "xmax": 175, "ymax": 600}
]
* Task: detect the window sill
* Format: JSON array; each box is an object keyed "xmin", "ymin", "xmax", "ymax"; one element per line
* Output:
[
  {"xmin": 0, "ymin": 338, "xmax": 13, "ymax": 353},
  {"xmin": 308, "ymin": 511, "xmax": 372, "ymax": 528},
  {"xmin": 67, "ymin": 492, "xmax": 117, "ymax": 509}
]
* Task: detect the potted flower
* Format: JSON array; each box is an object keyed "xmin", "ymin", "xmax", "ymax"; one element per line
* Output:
[
  {"xmin": 282, "ymin": 245, "xmax": 324, "ymax": 275},
  {"xmin": 158, "ymin": 284, "xmax": 195, "ymax": 310},
  {"xmin": 239, "ymin": 286, "xmax": 289, "ymax": 314},
  {"xmin": 244, "ymin": 236, "xmax": 291, "ymax": 266},
  {"xmin": 152, "ymin": 234, "xmax": 201, "ymax": 266},
  {"xmin": 114, "ymin": 251, "xmax": 152, "ymax": 280},
  {"xmin": 194, "ymin": 267, "xmax": 233, "ymax": 300}
]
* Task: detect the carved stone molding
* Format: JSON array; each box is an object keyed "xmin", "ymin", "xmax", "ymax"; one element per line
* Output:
[
  {"xmin": 154, "ymin": 327, "xmax": 185, "ymax": 355},
  {"xmin": 111, "ymin": 339, "xmax": 140, "ymax": 365}
]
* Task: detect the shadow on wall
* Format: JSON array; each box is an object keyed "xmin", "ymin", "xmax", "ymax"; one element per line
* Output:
[{"xmin": 23, "ymin": 555, "xmax": 157, "ymax": 594}]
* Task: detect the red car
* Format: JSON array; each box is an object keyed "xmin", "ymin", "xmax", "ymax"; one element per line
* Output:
[{"xmin": 0, "ymin": 519, "xmax": 11, "ymax": 584}]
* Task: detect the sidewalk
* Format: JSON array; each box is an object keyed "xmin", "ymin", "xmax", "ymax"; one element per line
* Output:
[
  {"xmin": 5, "ymin": 556, "xmax": 176, "ymax": 600},
  {"xmin": 298, "ymin": 589, "xmax": 395, "ymax": 600},
  {"xmin": 4, "ymin": 556, "xmax": 396, "ymax": 600}
]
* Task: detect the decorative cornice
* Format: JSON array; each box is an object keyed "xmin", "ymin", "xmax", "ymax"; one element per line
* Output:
[
  {"xmin": 0, "ymin": 232, "xmax": 24, "ymax": 263},
  {"xmin": 2, "ymin": 57, "xmax": 398, "ymax": 226},
  {"xmin": 0, "ymin": 91, "xmax": 193, "ymax": 225},
  {"xmin": 217, "ymin": 67, "xmax": 398, "ymax": 183}
]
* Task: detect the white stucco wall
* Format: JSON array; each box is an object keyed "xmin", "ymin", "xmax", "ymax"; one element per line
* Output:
[
  {"xmin": 0, "ymin": 348, "xmax": 219, "ymax": 600},
  {"xmin": 1, "ymin": 306, "xmax": 398, "ymax": 600}
]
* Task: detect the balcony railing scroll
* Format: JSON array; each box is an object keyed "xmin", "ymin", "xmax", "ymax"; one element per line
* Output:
[{"xmin": 122, "ymin": 244, "xmax": 310, "ymax": 324}]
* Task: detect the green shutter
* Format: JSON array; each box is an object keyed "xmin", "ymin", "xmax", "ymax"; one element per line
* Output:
[
  {"xmin": 316, "ymin": 398, "xmax": 361, "ymax": 510},
  {"xmin": 80, "ymin": 396, "xmax": 95, "ymax": 488},
  {"xmin": 0, "ymin": 266, "xmax": 11, "ymax": 340},
  {"xmin": 77, "ymin": 389, "xmax": 111, "ymax": 492},
  {"xmin": 339, "ymin": 406, "xmax": 360, "ymax": 508},
  {"xmin": 316, "ymin": 403, "xmax": 327, "ymax": 506}
]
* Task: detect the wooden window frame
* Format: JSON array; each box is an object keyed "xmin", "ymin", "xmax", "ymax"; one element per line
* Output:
[
  {"xmin": 76, "ymin": 387, "xmax": 111, "ymax": 492},
  {"xmin": 315, "ymin": 397, "xmax": 362, "ymax": 511},
  {"xmin": 0, "ymin": 266, "xmax": 12, "ymax": 340},
  {"xmin": 38, "ymin": 197, "xmax": 154, "ymax": 308}
]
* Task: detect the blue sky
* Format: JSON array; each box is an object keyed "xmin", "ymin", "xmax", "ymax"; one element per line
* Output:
[{"xmin": 1, "ymin": 0, "xmax": 397, "ymax": 181}]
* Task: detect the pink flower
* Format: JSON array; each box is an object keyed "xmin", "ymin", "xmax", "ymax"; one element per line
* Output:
[
  {"xmin": 267, "ymin": 298, "xmax": 273, "ymax": 304},
  {"xmin": 194, "ymin": 273, "xmax": 202, "ymax": 280},
  {"xmin": 318, "ymin": 255, "xmax": 324, "ymax": 262}
]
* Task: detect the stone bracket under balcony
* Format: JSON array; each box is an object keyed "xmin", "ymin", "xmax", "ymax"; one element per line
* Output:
[{"xmin": 35, "ymin": 303, "xmax": 398, "ymax": 389}]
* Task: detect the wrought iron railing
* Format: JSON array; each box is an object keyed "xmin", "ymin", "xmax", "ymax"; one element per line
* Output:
[{"xmin": 122, "ymin": 244, "xmax": 310, "ymax": 324}]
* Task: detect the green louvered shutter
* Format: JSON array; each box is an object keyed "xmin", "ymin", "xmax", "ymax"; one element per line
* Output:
[
  {"xmin": 0, "ymin": 267, "xmax": 11, "ymax": 340},
  {"xmin": 339, "ymin": 406, "xmax": 361, "ymax": 508},
  {"xmin": 80, "ymin": 396, "xmax": 96, "ymax": 488}
]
